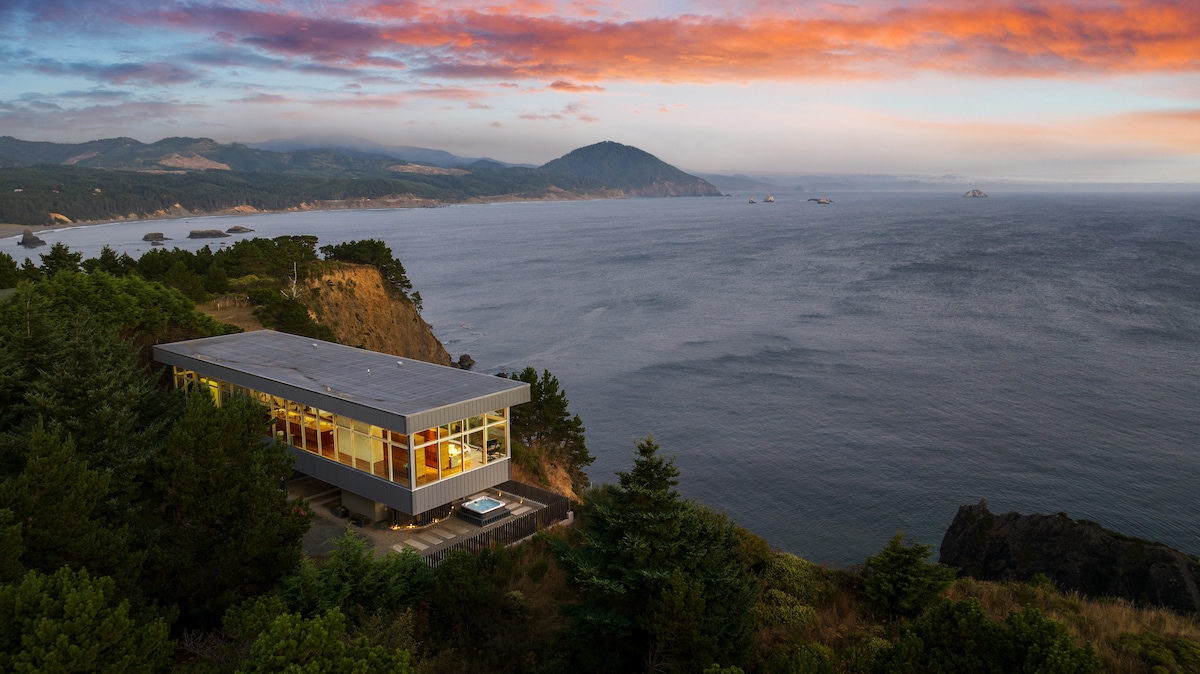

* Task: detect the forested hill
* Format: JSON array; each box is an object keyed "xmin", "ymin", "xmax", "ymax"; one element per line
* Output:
[
  {"xmin": 540, "ymin": 140, "xmax": 722, "ymax": 196},
  {"xmin": 0, "ymin": 136, "xmax": 721, "ymax": 226},
  {"xmin": 0, "ymin": 136, "xmax": 421, "ymax": 177}
]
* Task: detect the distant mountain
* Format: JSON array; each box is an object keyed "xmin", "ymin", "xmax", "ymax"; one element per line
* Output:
[
  {"xmin": 248, "ymin": 134, "xmax": 528, "ymax": 169},
  {"xmin": 695, "ymin": 172, "xmax": 784, "ymax": 192},
  {"xmin": 0, "ymin": 135, "xmax": 425, "ymax": 178},
  {"xmin": 0, "ymin": 136, "xmax": 718, "ymax": 226},
  {"xmin": 540, "ymin": 141, "xmax": 720, "ymax": 197}
]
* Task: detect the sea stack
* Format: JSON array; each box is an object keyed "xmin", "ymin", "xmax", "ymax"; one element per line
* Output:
[
  {"xmin": 19, "ymin": 228, "xmax": 46, "ymax": 248},
  {"xmin": 187, "ymin": 229, "xmax": 231, "ymax": 239},
  {"xmin": 964, "ymin": 189, "xmax": 988, "ymax": 198}
]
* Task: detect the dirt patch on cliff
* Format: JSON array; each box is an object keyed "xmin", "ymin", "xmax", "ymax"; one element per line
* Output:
[
  {"xmin": 306, "ymin": 263, "xmax": 451, "ymax": 365},
  {"xmin": 197, "ymin": 294, "xmax": 265, "ymax": 332}
]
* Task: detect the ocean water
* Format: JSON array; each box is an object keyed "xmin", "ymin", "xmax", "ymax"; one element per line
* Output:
[{"xmin": 9, "ymin": 191, "xmax": 1199, "ymax": 566}]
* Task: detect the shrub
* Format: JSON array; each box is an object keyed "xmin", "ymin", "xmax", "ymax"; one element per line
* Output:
[
  {"xmin": 862, "ymin": 533, "xmax": 958, "ymax": 619},
  {"xmin": 872, "ymin": 598, "xmax": 1100, "ymax": 673}
]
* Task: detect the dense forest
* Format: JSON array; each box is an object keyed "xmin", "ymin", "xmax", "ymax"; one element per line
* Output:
[
  {"xmin": 0, "ymin": 243, "xmax": 1197, "ymax": 673},
  {"xmin": 0, "ymin": 164, "xmax": 582, "ymax": 226},
  {"xmin": 0, "ymin": 136, "xmax": 725, "ymax": 226}
]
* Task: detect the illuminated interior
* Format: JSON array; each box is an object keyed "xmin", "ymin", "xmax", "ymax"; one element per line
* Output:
[{"xmin": 173, "ymin": 367, "xmax": 510, "ymax": 489}]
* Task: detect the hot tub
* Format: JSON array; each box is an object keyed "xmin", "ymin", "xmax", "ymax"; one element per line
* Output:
[{"xmin": 457, "ymin": 496, "xmax": 511, "ymax": 526}]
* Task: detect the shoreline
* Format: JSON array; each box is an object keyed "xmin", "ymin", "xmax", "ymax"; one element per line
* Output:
[{"xmin": 0, "ymin": 189, "xmax": 636, "ymax": 241}]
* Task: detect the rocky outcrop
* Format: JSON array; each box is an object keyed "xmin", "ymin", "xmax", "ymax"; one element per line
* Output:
[
  {"xmin": 188, "ymin": 229, "xmax": 230, "ymax": 239},
  {"xmin": 940, "ymin": 500, "xmax": 1200, "ymax": 614},
  {"xmin": 143, "ymin": 232, "xmax": 168, "ymax": 242},
  {"xmin": 19, "ymin": 228, "xmax": 46, "ymax": 247},
  {"xmin": 807, "ymin": 198, "xmax": 833, "ymax": 204},
  {"xmin": 226, "ymin": 225, "xmax": 255, "ymax": 233},
  {"xmin": 305, "ymin": 263, "xmax": 451, "ymax": 366},
  {"xmin": 964, "ymin": 189, "xmax": 988, "ymax": 198}
]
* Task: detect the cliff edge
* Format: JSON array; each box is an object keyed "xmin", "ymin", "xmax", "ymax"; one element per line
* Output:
[
  {"xmin": 940, "ymin": 499, "xmax": 1200, "ymax": 614},
  {"xmin": 306, "ymin": 263, "xmax": 451, "ymax": 365}
]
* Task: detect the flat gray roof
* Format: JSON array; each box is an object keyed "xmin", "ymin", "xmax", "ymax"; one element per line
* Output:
[{"xmin": 153, "ymin": 331, "xmax": 529, "ymax": 434}]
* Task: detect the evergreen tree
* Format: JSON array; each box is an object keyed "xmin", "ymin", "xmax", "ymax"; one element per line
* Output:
[
  {"xmin": 0, "ymin": 508, "xmax": 22, "ymax": 583},
  {"xmin": 0, "ymin": 269, "xmax": 231, "ymax": 344},
  {"xmin": 237, "ymin": 608, "xmax": 412, "ymax": 674},
  {"xmin": 139, "ymin": 392, "xmax": 310, "ymax": 627},
  {"xmin": 862, "ymin": 533, "xmax": 958, "ymax": 619},
  {"xmin": 80, "ymin": 245, "xmax": 135, "ymax": 276},
  {"xmin": 0, "ymin": 251, "xmax": 19, "ymax": 288},
  {"xmin": 13, "ymin": 313, "xmax": 173, "ymax": 498},
  {"xmin": 277, "ymin": 532, "xmax": 433, "ymax": 619},
  {"xmin": 0, "ymin": 421, "xmax": 141, "ymax": 594},
  {"xmin": 508, "ymin": 367, "xmax": 593, "ymax": 493},
  {"xmin": 557, "ymin": 437, "xmax": 758, "ymax": 673},
  {"xmin": 0, "ymin": 566, "xmax": 172, "ymax": 674},
  {"xmin": 39, "ymin": 242, "xmax": 82, "ymax": 276}
]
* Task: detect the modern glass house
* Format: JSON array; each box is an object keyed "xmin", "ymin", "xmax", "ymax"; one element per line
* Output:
[{"xmin": 153, "ymin": 331, "xmax": 530, "ymax": 522}]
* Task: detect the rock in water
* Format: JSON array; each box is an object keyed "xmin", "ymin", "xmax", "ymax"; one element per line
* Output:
[
  {"xmin": 964, "ymin": 189, "xmax": 988, "ymax": 198},
  {"xmin": 940, "ymin": 499, "xmax": 1200, "ymax": 614},
  {"xmin": 143, "ymin": 232, "xmax": 168, "ymax": 242},
  {"xmin": 226, "ymin": 225, "xmax": 255, "ymax": 233},
  {"xmin": 187, "ymin": 229, "xmax": 230, "ymax": 239},
  {"xmin": 19, "ymin": 228, "xmax": 46, "ymax": 248}
]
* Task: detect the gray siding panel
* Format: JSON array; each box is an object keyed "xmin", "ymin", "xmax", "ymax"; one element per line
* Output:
[
  {"xmin": 288, "ymin": 447, "xmax": 510, "ymax": 516},
  {"xmin": 412, "ymin": 461, "xmax": 511, "ymax": 514},
  {"xmin": 405, "ymin": 389, "xmax": 532, "ymax": 432},
  {"xmin": 288, "ymin": 447, "xmax": 414, "ymax": 514}
]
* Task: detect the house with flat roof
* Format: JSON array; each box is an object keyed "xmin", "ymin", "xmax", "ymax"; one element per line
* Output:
[{"xmin": 153, "ymin": 330, "xmax": 530, "ymax": 525}]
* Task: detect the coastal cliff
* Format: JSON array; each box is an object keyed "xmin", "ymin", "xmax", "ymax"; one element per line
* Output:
[
  {"xmin": 305, "ymin": 263, "xmax": 451, "ymax": 365},
  {"xmin": 940, "ymin": 499, "xmax": 1200, "ymax": 614}
]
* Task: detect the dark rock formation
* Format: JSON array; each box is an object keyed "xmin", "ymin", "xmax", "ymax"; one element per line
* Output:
[
  {"xmin": 142, "ymin": 232, "xmax": 168, "ymax": 242},
  {"xmin": 453, "ymin": 354, "xmax": 475, "ymax": 370},
  {"xmin": 964, "ymin": 189, "xmax": 988, "ymax": 198},
  {"xmin": 187, "ymin": 229, "xmax": 230, "ymax": 239},
  {"xmin": 807, "ymin": 197, "xmax": 833, "ymax": 204},
  {"xmin": 226, "ymin": 225, "xmax": 255, "ymax": 233},
  {"xmin": 940, "ymin": 500, "xmax": 1200, "ymax": 614},
  {"xmin": 19, "ymin": 228, "xmax": 46, "ymax": 248}
]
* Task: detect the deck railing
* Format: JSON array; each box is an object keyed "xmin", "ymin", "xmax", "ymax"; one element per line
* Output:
[{"xmin": 423, "ymin": 481, "xmax": 572, "ymax": 567}]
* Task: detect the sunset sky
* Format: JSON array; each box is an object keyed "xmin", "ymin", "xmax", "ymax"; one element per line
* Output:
[{"xmin": 3, "ymin": 0, "xmax": 1199, "ymax": 181}]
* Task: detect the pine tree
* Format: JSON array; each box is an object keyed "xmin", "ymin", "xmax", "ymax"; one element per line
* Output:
[
  {"xmin": 0, "ymin": 566, "xmax": 172, "ymax": 674},
  {"xmin": 237, "ymin": 608, "xmax": 412, "ymax": 674},
  {"xmin": 508, "ymin": 367, "xmax": 593, "ymax": 493},
  {"xmin": 139, "ymin": 391, "xmax": 310, "ymax": 627},
  {"xmin": 0, "ymin": 421, "xmax": 142, "ymax": 596},
  {"xmin": 557, "ymin": 437, "xmax": 758, "ymax": 673}
]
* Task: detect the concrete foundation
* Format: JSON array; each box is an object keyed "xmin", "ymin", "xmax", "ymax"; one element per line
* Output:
[{"xmin": 341, "ymin": 490, "xmax": 389, "ymax": 524}]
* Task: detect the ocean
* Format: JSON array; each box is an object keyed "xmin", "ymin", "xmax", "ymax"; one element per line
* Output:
[{"xmin": 9, "ymin": 191, "xmax": 1199, "ymax": 566}]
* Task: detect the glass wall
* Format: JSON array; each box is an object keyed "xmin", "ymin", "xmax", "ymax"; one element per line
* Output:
[{"xmin": 172, "ymin": 367, "xmax": 509, "ymax": 489}]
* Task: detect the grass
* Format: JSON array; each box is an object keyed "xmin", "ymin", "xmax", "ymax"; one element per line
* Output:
[{"xmin": 946, "ymin": 577, "xmax": 1200, "ymax": 673}]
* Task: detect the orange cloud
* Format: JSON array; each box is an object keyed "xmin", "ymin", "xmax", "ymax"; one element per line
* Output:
[
  {"xmin": 360, "ymin": 0, "xmax": 1200, "ymax": 82},
  {"xmin": 549, "ymin": 80, "xmax": 605, "ymax": 92},
  {"xmin": 99, "ymin": 0, "xmax": 1199, "ymax": 87}
]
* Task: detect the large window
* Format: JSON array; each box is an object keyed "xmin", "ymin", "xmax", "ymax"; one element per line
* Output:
[{"xmin": 172, "ymin": 367, "xmax": 509, "ymax": 489}]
